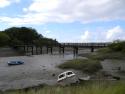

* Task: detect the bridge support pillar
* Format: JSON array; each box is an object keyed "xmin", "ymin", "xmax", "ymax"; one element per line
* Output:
[
  {"xmin": 24, "ymin": 46, "xmax": 26, "ymax": 52},
  {"xmin": 40, "ymin": 47, "xmax": 42, "ymax": 54},
  {"xmin": 91, "ymin": 46, "xmax": 94, "ymax": 52},
  {"xmin": 26, "ymin": 46, "xmax": 28, "ymax": 53},
  {"xmin": 76, "ymin": 47, "xmax": 78, "ymax": 55},
  {"xmin": 59, "ymin": 47, "xmax": 61, "ymax": 54},
  {"xmin": 36, "ymin": 46, "xmax": 38, "ymax": 54},
  {"xmin": 31, "ymin": 46, "xmax": 33, "ymax": 55},
  {"xmin": 73, "ymin": 47, "xmax": 75, "ymax": 56},
  {"xmin": 47, "ymin": 46, "xmax": 49, "ymax": 54},
  {"xmin": 50, "ymin": 47, "xmax": 53, "ymax": 54},
  {"xmin": 73, "ymin": 47, "xmax": 78, "ymax": 56},
  {"xmin": 62, "ymin": 47, "xmax": 64, "ymax": 54}
]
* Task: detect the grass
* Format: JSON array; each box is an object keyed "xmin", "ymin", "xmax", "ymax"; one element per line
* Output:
[
  {"xmin": 4, "ymin": 81, "xmax": 125, "ymax": 94},
  {"xmin": 58, "ymin": 47, "xmax": 125, "ymax": 74},
  {"xmin": 88, "ymin": 48, "xmax": 125, "ymax": 60},
  {"xmin": 58, "ymin": 59, "xmax": 102, "ymax": 74}
]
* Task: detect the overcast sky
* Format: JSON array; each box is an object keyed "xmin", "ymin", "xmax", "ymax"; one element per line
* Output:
[{"xmin": 0, "ymin": 0, "xmax": 125, "ymax": 42}]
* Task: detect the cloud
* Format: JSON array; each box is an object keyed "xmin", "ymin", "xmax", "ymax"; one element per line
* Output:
[
  {"xmin": 24, "ymin": 0, "xmax": 125, "ymax": 23},
  {"xmin": 26, "ymin": 0, "xmax": 59, "ymax": 12},
  {"xmin": 81, "ymin": 31, "xmax": 90, "ymax": 42},
  {"xmin": 0, "ymin": 0, "xmax": 125, "ymax": 25},
  {"xmin": 106, "ymin": 26, "xmax": 125, "ymax": 41},
  {"xmin": 0, "ymin": 0, "xmax": 10, "ymax": 8},
  {"xmin": 79, "ymin": 26, "xmax": 125, "ymax": 42},
  {"xmin": 0, "ymin": 0, "xmax": 20, "ymax": 8},
  {"xmin": 42, "ymin": 29, "xmax": 57, "ymax": 39},
  {"xmin": 45, "ymin": 30, "xmax": 51, "ymax": 34}
]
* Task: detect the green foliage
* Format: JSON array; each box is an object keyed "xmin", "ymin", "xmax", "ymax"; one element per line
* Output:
[
  {"xmin": 5, "ymin": 81, "xmax": 125, "ymax": 94},
  {"xmin": 4, "ymin": 27, "xmax": 41, "ymax": 45},
  {"xmin": 1, "ymin": 27, "xmax": 58, "ymax": 46},
  {"xmin": 34, "ymin": 38, "xmax": 58, "ymax": 46},
  {"xmin": 58, "ymin": 59, "xmax": 102, "ymax": 74},
  {"xmin": 0, "ymin": 32, "xmax": 10, "ymax": 47},
  {"xmin": 108, "ymin": 40, "xmax": 125, "ymax": 52},
  {"xmin": 87, "ymin": 46, "xmax": 125, "ymax": 60}
]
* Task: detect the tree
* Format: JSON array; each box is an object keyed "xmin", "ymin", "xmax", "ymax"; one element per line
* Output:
[
  {"xmin": 4, "ymin": 27, "xmax": 41, "ymax": 45},
  {"xmin": 0, "ymin": 32, "xmax": 10, "ymax": 47},
  {"xmin": 108, "ymin": 40, "xmax": 125, "ymax": 52},
  {"xmin": 3, "ymin": 27, "xmax": 58, "ymax": 46}
]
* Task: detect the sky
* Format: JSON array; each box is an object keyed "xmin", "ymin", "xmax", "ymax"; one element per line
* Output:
[{"xmin": 0, "ymin": 0, "xmax": 125, "ymax": 43}]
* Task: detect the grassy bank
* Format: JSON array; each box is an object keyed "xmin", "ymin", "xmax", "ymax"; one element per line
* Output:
[
  {"xmin": 88, "ymin": 48, "xmax": 125, "ymax": 60},
  {"xmin": 58, "ymin": 59, "xmax": 102, "ymax": 74},
  {"xmin": 4, "ymin": 81, "xmax": 125, "ymax": 94}
]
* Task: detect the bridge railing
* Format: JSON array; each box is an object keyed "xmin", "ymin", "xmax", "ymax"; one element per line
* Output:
[{"xmin": 60, "ymin": 42, "xmax": 110, "ymax": 47}]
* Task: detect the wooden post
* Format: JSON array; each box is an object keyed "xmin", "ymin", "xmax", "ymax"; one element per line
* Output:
[
  {"xmin": 91, "ymin": 46, "xmax": 94, "ymax": 52},
  {"xmin": 50, "ymin": 47, "xmax": 53, "ymax": 54},
  {"xmin": 40, "ymin": 47, "xmax": 42, "ymax": 54},
  {"xmin": 31, "ymin": 46, "xmax": 33, "ymax": 55},
  {"xmin": 26, "ymin": 46, "xmax": 28, "ymax": 53},
  {"xmin": 76, "ymin": 47, "xmax": 78, "ymax": 55},
  {"xmin": 36, "ymin": 46, "xmax": 38, "ymax": 54},
  {"xmin": 47, "ymin": 46, "xmax": 49, "ymax": 54},
  {"xmin": 59, "ymin": 47, "xmax": 61, "ymax": 54},
  {"xmin": 62, "ymin": 47, "xmax": 64, "ymax": 54},
  {"xmin": 59, "ymin": 46, "xmax": 61, "ymax": 54},
  {"xmin": 24, "ymin": 46, "xmax": 26, "ymax": 52},
  {"xmin": 73, "ymin": 47, "xmax": 76, "ymax": 56}
]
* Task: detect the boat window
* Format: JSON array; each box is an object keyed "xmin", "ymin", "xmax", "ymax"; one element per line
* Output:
[
  {"xmin": 67, "ymin": 72, "xmax": 73, "ymax": 75},
  {"xmin": 59, "ymin": 74, "xmax": 65, "ymax": 78}
]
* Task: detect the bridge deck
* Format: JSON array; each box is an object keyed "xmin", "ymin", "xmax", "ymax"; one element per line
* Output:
[{"xmin": 14, "ymin": 43, "xmax": 110, "ymax": 47}]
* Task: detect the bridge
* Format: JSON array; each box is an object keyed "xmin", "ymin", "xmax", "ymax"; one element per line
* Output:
[
  {"xmin": 13, "ymin": 42, "xmax": 110, "ymax": 56},
  {"xmin": 60, "ymin": 43, "xmax": 109, "ymax": 47}
]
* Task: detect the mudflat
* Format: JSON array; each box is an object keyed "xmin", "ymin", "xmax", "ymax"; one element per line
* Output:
[{"xmin": 0, "ymin": 54, "xmax": 84, "ymax": 91}]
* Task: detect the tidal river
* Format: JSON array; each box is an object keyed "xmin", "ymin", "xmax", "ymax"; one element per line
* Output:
[{"xmin": 0, "ymin": 54, "xmax": 84, "ymax": 91}]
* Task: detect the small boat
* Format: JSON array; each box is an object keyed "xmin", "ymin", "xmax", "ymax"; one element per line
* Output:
[{"xmin": 7, "ymin": 61, "xmax": 24, "ymax": 65}]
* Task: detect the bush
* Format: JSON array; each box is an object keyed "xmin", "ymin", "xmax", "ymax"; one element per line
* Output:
[
  {"xmin": 108, "ymin": 41, "xmax": 125, "ymax": 52},
  {"xmin": 0, "ymin": 32, "xmax": 10, "ymax": 47},
  {"xmin": 58, "ymin": 59, "xmax": 102, "ymax": 74}
]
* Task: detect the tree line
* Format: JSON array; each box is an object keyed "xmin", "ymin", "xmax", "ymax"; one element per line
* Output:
[{"xmin": 0, "ymin": 27, "xmax": 58, "ymax": 47}]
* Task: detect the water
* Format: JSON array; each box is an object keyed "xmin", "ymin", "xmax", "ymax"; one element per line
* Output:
[{"xmin": 0, "ymin": 54, "xmax": 84, "ymax": 91}]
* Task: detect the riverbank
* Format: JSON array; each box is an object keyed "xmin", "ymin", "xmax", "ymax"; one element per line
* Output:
[
  {"xmin": 4, "ymin": 81, "xmax": 125, "ymax": 94},
  {"xmin": 58, "ymin": 47, "xmax": 125, "ymax": 79}
]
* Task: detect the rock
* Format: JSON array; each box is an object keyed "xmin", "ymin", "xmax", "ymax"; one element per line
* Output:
[
  {"xmin": 113, "ymin": 76, "xmax": 120, "ymax": 80},
  {"xmin": 52, "ymin": 74, "xmax": 55, "ymax": 77}
]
